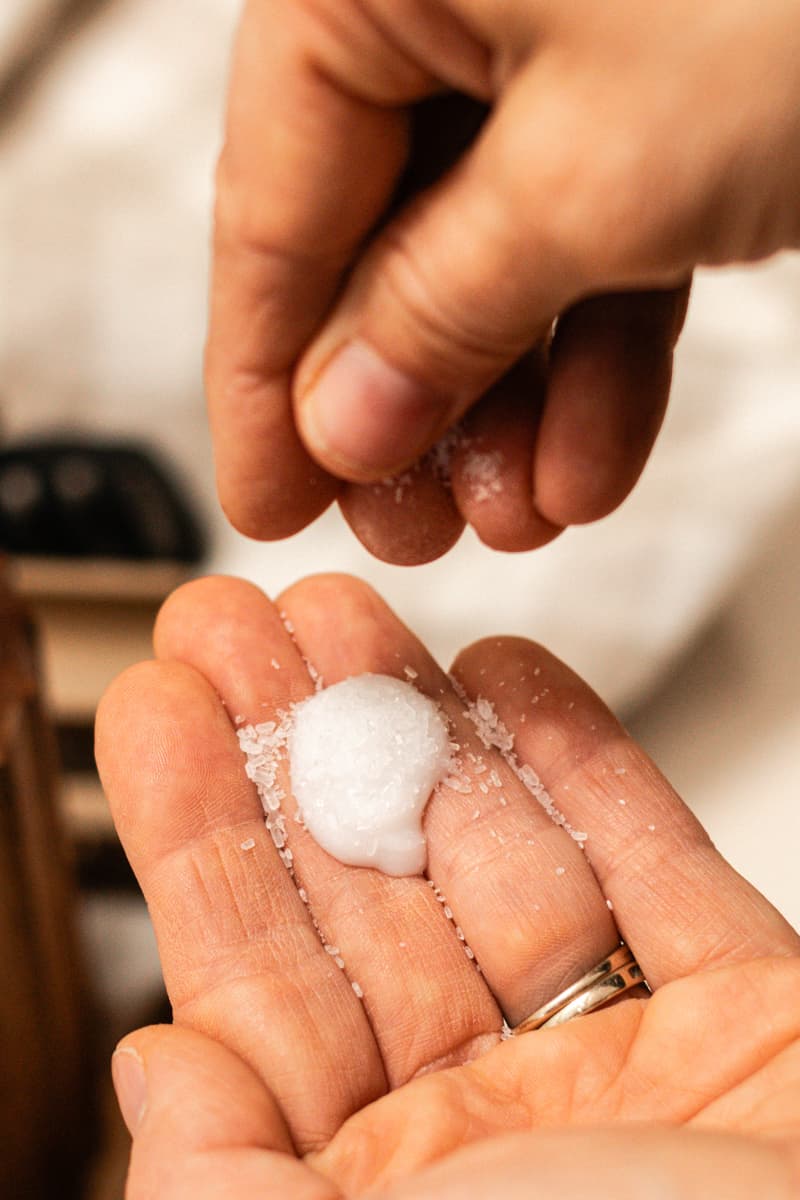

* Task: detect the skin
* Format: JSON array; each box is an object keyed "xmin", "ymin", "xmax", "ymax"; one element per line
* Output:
[
  {"xmin": 207, "ymin": 0, "xmax": 800, "ymax": 563},
  {"xmin": 96, "ymin": 575, "xmax": 800, "ymax": 1198}
]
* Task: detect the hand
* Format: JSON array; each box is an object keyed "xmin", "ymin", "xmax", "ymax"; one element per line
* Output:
[
  {"xmin": 97, "ymin": 575, "xmax": 800, "ymax": 1197},
  {"xmin": 207, "ymin": 0, "xmax": 800, "ymax": 563}
]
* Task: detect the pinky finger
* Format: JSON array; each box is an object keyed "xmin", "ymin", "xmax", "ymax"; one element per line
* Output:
[{"xmin": 115, "ymin": 1024, "xmax": 342, "ymax": 1200}]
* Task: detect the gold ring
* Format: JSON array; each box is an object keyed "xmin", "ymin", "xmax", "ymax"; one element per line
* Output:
[{"xmin": 512, "ymin": 944, "xmax": 645, "ymax": 1035}]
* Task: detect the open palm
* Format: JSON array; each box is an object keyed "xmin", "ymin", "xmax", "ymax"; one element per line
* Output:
[{"xmin": 97, "ymin": 575, "xmax": 800, "ymax": 1198}]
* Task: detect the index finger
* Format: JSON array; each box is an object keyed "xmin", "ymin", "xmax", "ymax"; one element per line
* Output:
[{"xmin": 207, "ymin": 2, "xmax": 417, "ymax": 536}]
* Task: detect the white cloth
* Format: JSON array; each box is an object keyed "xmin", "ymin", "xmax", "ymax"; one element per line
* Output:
[{"xmin": 2, "ymin": 0, "xmax": 800, "ymax": 713}]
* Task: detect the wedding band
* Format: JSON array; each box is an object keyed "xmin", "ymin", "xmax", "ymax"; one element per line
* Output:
[{"xmin": 512, "ymin": 944, "xmax": 645, "ymax": 1035}]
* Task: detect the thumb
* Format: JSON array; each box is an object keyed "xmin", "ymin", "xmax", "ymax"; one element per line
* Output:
[
  {"xmin": 112, "ymin": 1025, "xmax": 340, "ymax": 1200},
  {"xmin": 293, "ymin": 76, "xmax": 593, "ymax": 482}
]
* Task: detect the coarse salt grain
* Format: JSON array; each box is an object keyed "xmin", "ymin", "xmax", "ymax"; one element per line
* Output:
[
  {"xmin": 240, "ymin": 838, "xmax": 256, "ymax": 851},
  {"xmin": 237, "ymin": 710, "xmax": 293, "ymax": 869}
]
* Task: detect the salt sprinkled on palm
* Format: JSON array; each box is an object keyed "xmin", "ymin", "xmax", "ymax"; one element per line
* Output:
[{"xmin": 289, "ymin": 674, "xmax": 451, "ymax": 876}]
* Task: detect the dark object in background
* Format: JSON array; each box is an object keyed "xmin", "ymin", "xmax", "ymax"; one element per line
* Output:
[{"xmin": 0, "ymin": 438, "xmax": 206, "ymax": 561}]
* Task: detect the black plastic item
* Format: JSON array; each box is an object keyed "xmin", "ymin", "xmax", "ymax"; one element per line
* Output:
[{"xmin": 0, "ymin": 439, "xmax": 206, "ymax": 562}]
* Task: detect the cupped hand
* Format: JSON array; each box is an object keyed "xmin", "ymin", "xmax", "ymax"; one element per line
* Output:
[
  {"xmin": 97, "ymin": 575, "xmax": 800, "ymax": 1197},
  {"xmin": 207, "ymin": 0, "xmax": 800, "ymax": 563}
]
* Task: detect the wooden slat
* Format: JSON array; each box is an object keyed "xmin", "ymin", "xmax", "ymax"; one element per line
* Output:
[{"xmin": 0, "ymin": 572, "xmax": 93, "ymax": 1198}]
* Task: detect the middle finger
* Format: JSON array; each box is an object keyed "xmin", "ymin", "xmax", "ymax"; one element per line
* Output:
[{"xmin": 278, "ymin": 574, "xmax": 618, "ymax": 1027}]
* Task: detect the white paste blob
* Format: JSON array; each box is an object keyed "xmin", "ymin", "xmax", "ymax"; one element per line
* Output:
[{"xmin": 289, "ymin": 673, "xmax": 451, "ymax": 876}]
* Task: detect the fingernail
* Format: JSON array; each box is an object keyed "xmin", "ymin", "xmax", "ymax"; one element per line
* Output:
[
  {"xmin": 302, "ymin": 339, "xmax": 446, "ymax": 475},
  {"xmin": 112, "ymin": 1047, "xmax": 147, "ymax": 1135}
]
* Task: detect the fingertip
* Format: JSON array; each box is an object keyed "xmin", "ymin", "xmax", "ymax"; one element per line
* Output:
[
  {"xmin": 216, "ymin": 460, "xmax": 340, "ymax": 542},
  {"xmin": 339, "ymin": 459, "xmax": 465, "ymax": 565},
  {"xmin": 449, "ymin": 354, "xmax": 564, "ymax": 552},
  {"xmin": 276, "ymin": 571, "xmax": 378, "ymax": 617},
  {"xmin": 154, "ymin": 576, "xmax": 269, "ymax": 660},
  {"xmin": 115, "ymin": 1023, "xmax": 292, "ymax": 1153}
]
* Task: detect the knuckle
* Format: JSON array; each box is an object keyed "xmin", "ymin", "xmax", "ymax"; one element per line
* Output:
[{"xmin": 372, "ymin": 222, "xmax": 528, "ymax": 389}]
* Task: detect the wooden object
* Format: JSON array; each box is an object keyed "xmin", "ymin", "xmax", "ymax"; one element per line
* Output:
[
  {"xmin": 9, "ymin": 556, "xmax": 191, "ymax": 841},
  {"xmin": 0, "ymin": 571, "xmax": 93, "ymax": 1198}
]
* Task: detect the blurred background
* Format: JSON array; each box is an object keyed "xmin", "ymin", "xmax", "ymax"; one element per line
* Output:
[{"xmin": 1, "ymin": 1, "xmax": 799, "ymax": 1196}]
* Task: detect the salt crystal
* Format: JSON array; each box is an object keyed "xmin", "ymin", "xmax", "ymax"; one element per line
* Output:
[
  {"xmin": 614, "ymin": 767, "xmax": 627, "ymax": 776},
  {"xmin": 461, "ymin": 692, "xmax": 515, "ymax": 754},
  {"xmin": 647, "ymin": 823, "xmax": 656, "ymax": 832},
  {"xmin": 352, "ymin": 981, "xmax": 364, "ymax": 998},
  {"xmin": 271, "ymin": 657, "xmax": 281, "ymax": 670},
  {"xmin": 443, "ymin": 774, "xmax": 472, "ymax": 795},
  {"xmin": 443, "ymin": 905, "xmax": 453, "ymax": 920},
  {"xmin": 606, "ymin": 898, "xmax": 614, "ymax": 911},
  {"xmin": 463, "ymin": 448, "xmax": 504, "ymax": 503},
  {"xmin": 403, "ymin": 665, "xmax": 418, "ymax": 681},
  {"xmin": 618, "ymin": 798, "xmax": 627, "ymax": 806},
  {"xmin": 429, "ymin": 424, "xmax": 464, "ymax": 485},
  {"xmin": 555, "ymin": 866, "xmax": 566, "ymax": 876},
  {"xmin": 334, "ymin": 955, "xmax": 345, "ymax": 969},
  {"xmin": 240, "ymin": 838, "xmax": 256, "ymax": 851},
  {"xmin": 289, "ymin": 674, "xmax": 451, "ymax": 876}
]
